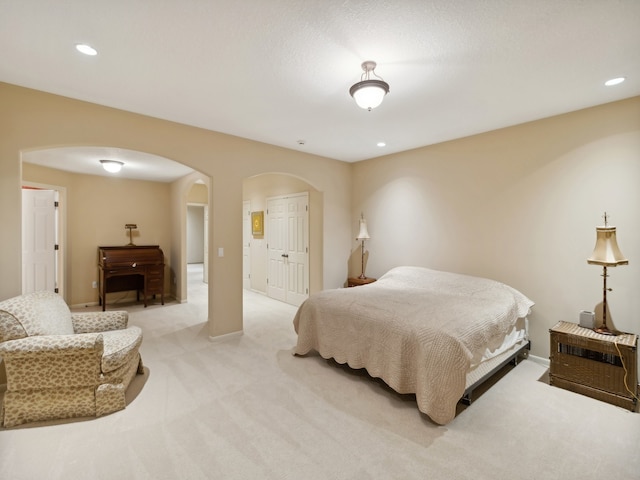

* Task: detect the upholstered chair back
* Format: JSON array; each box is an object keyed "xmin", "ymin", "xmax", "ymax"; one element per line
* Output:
[{"xmin": 0, "ymin": 291, "xmax": 74, "ymax": 343}]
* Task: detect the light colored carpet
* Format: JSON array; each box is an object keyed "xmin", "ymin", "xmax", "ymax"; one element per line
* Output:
[{"xmin": 1, "ymin": 264, "xmax": 639, "ymax": 480}]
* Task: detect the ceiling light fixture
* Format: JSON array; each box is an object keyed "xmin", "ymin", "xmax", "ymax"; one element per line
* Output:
[
  {"xmin": 349, "ymin": 61, "xmax": 389, "ymax": 111},
  {"xmin": 76, "ymin": 43, "xmax": 97, "ymax": 56},
  {"xmin": 100, "ymin": 159, "xmax": 124, "ymax": 173},
  {"xmin": 605, "ymin": 77, "xmax": 625, "ymax": 86}
]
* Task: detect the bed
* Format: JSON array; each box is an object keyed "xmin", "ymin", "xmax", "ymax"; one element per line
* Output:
[{"xmin": 292, "ymin": 266, "xmax": 534, "ymax": 425}]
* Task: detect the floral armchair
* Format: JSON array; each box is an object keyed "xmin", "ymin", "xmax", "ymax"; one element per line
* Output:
[{"xmin": 0, "ymin": 290, "xmax": 143, "ymax": 427}]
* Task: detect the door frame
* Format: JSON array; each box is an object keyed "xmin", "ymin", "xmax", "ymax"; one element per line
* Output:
[{"xmin": 242, "ymin": 200, "xmax": 251, "ymax": 290}]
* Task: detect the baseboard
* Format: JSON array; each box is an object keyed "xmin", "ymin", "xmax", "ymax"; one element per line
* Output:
[
  {"xmin": 528, "ymin": 354, "xmax": 550, "ymax": 367},
  {"xmin": 71, "ymin": 301, "xmax": 100, "ymax": 309},
  {"xmin": 208, "ymin": 330, "xmax": 244, "ymax": 343},
  {"xmin": 71, "ymin": 294, "xmax": 176, "ymax": 310}
]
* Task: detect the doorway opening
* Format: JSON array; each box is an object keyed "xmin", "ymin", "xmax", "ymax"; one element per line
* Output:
[{"xmin": 186, "ymin": 181, "xmax": 209, "ymax": 303}]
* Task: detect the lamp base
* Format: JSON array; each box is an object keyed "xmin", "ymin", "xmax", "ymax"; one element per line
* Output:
[{"xmin": 593, "ymin": 325, "xmax": 616, "ymax": 336}]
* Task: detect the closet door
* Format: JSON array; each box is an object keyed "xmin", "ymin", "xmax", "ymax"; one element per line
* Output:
[
  {"xmin": 284, "ymin": 194, "xmax": 309, "ymax": 306},
  {"xmin": 267, "ymin": 197, "xmax": 287, "ymax": 302},
  {"xmin": 266, "ymin": 192, "xmax": 309, "ymax": 306}
]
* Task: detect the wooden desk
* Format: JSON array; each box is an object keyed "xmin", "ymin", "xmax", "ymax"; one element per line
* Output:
[{"xmin": 98, "ymin": 245, "xmax": 165, "ymax": 311}]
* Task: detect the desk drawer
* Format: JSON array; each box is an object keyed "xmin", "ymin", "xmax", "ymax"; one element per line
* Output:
[
  {"xmin": 145, "ymin": 265, "xmax": 164, "ymax": 294},
  {"xmin": 106, "ymin": 267, "xmax": 141, "ymax": 276},
  {"xmin": 147, "ymin": 265, "xmax": 164, "ymax": 276},
  {"xmin": 147, "ymin": 276, "xmax": 163, "ymax": 289}
]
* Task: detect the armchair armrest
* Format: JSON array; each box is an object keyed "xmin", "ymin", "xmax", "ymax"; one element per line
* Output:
[
  {"xmin": 0, "ymin": 333, "xmax": 104, "ymax": 390},
  {"xmin": 71, "ymin": 310, "xmax": 129, "ymax": 333}
]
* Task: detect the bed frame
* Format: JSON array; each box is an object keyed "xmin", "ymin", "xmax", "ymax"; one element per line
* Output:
[{"xmin": 461, "ymin": 339, "xmax": 531, "ymax": 405}]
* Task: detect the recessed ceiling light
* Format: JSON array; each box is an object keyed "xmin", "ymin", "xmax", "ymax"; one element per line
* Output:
[
  {"xmin": 76, "ymin": 43, "xmax": 97, "ymax": 56},
  {"xmin": 605, "ymin": 77, "xmax": 625, "ymax": 86},
  {"xmin": 377, "ymin": 142, "xmax": 386, "ymax": 147}
]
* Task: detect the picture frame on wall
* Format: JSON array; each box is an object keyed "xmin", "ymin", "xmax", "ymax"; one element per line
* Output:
[{"xmin": 251, "ymin": 211, "xmax": 264, "ymax": 236}]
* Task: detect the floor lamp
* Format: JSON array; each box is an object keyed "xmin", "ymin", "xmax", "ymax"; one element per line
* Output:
[
  {"xmin": 587, "ymin": 212, "xmax": 628, "ymax": 335},
  {"xmin": 356, "ymin": 214, "xmax": 370, "ymax": 279}
]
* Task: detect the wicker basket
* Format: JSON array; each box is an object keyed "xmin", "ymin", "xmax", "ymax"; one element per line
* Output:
[{"xmin": 549, "ymin": 321, "xmax": 638, "ymax": 411}]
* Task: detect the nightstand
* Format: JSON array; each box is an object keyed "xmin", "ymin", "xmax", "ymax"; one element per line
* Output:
[
  {"xmin": 347, "ymin": 277, "xmax": 376, "ymax": 287},
  {"xmin": 549, "ymin": 321, "xmax": 638, "ymax": 411}
]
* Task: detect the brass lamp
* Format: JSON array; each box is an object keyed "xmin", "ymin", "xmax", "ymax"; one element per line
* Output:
[
  {"xmin": 587, "ymin": 212, "xmax": 628, "ymax": 335},
  {"xmin": 125, "ymin": 224, "xmax": 138, "ymax": 246},
  {"xmin": 356, "ymin": 214, "xmax": 371, "ymax": 279}
]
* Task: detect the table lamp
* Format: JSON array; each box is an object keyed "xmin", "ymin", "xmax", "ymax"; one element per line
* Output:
[
  {"xmin": 587, "ymin": 212, "xmax": 628, "ymax": 335},
  {"xmin": 356, "ymin": 213, "xmax": 370, "ymax": 279}
]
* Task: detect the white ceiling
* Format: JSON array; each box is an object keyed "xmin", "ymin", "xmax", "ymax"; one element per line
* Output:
[
  {"xmin": 3, "ymin": 1, "xmax": 639, "ymax": 182},
  {"xmin": 22, "ymin": 146, "xmax": 194, "ymax": 183}
]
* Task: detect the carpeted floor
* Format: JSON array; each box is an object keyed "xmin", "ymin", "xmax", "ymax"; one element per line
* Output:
[{"xmin": 1, "ymin": 264, "xmax": 639, "ymax": 479}]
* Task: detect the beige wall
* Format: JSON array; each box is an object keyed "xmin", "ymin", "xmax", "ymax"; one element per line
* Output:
[
  {"xmin": 352, "ymin": 96, "xmax": 640, "ymax": 361},
  {"xmin": 3, "ymin": 81, "xmax": 639, "ymax": 359},
  {"xmin": 0, "ymin": 82, "xmax": 352, "ymax": 337},
  {"xmin": 187, "ymin": 183, "xmax": 208, "ymax": 204},
  {"xmin": 22, "ymin": 163, "xmax": 173, "ymax": 307}
]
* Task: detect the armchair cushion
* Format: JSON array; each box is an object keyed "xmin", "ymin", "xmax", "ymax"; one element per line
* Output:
[
  {"xmin": 71, "ymin": 310, "xmax": 129, "ymax": 333},
  {"xmin": 102, "ymin": 327, "xmax": 143, "ymax": 374},
  {"xmin": 0, "ymin": 310, "xmax": 28, "ymax": 344}
]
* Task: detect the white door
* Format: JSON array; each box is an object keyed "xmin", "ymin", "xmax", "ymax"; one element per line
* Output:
[
  {"xmin": 242, "ymin": 201, "xmax": 251, "ymax": 289},
  {"xmin": 267, "ymin": 198, "xmax": 287, "ymax": 302},
  {"xmin": 267, "ymin": 192, "xmax": 309, "ymax": 306},
  {"xmin": 22, "ymin": 189, "xmax": 57, "ymax": 293}
]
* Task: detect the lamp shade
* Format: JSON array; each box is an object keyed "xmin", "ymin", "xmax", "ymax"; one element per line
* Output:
[
  {"xmin": 587, "ymin": 226, "xmax": 628, "ymax": 266},
  {"xmin": 350, "ymin": 80, "xmax": 389, "ymax": 110},
  {"xmin": 357, "ymin": 218, "xmax": 370, "ymax": 240},
  {"xmin": 100, "ymin": 159, "xmax": 124, "ymax": 173}
]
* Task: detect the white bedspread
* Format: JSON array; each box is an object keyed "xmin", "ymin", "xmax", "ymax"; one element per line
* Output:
[{"xmin": 293, "ymin": 266, "xmax": 534, "ymax": 425}]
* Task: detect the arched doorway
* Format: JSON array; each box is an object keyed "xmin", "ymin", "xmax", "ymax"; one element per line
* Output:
[
  {"xmin": 21, "ymin": 146, "xmax": 200, "ymax": 309},
  {"xmin": 243, "ymin": 172, "xmax": 324, "ymax": 305}
]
